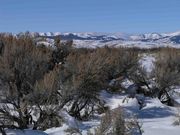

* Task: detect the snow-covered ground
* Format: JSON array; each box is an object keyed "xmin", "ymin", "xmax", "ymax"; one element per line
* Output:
[
  {"xmin": 5, "ymin": 129, "xmax": 48, "ymax": 135},
  {"xmin": 42, "ymin": 90, "xmax": 180, "ymax": 135},
  {"xmin": 4, "ymin": 54, "xmax": 180, "ymax": 135},
  {"xmin": 138, "ymin": 97, "xmax": 179, "ymax": 135},
  {"xmin": 101, "ymin": 90, "xmax": 180, "ymax": 135},
  {"xmin": 139, "ymin": 54, "xmax": 155, "ymax": 73},
  {"xmin": 5, "ymin": 92, "xmax": 180, "ymax": 135}
]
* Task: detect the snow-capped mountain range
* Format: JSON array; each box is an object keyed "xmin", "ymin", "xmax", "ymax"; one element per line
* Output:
[{"xmin": 16, "ymin": 31, "xmax": 180, "ymax": 48}]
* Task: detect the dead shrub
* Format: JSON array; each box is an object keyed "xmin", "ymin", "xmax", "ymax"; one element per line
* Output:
[
  {"xmin": 94, "ymin": 107, "xmax": 126, "ymax": 135},
  {"xmin": 153, "ymin": 48, "xmax": 180, "ymax": 105},
  {"xmin": 93, "ymin": 107, "xmax": 143, "ymax": 135},
  {"xmin": 0, "ymin": 35, "xmax": 63, "ymax": 130},
  {"xmin": 59, "ymin": 52, "xmax": 107, "ymax": 120}
]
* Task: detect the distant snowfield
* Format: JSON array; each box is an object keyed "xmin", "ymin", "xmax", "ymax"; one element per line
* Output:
[
  {"xmin": 71, "ymin": 40, "xmax": 180, "ymax": 49},
  {"xmin": 38, "ymin": 38, "xmax": 180, "ymax": 49},
  {"xmin": 30, "ymin": 30, "xmax": 180, "ymax": 49}
]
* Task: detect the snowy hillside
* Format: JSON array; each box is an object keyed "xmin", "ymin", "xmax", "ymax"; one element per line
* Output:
[{"xmin": 17, "ymin": 31, "xmax": 180, "ymax": 48}]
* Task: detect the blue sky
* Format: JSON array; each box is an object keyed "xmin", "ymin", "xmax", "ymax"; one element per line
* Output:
[{"xmin": 0, "ymin": 0, "xmax": 180, "ymax": 33}]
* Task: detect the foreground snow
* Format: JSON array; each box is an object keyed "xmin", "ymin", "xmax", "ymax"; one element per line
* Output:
[
  {"xmin": 140, "ymin": 98, "xmax": 180, "ymax": 135},
  {"xmin": 44, "ymin": 90, "xmax": 180, "ymax": 135},
  {"xmin": 5, "ymin": 129, "xmax": 48, "ymax": 135},
  {"xmin": 101, "ymin": 91, "xmax": 180, "ymax": 135},
  {"xmin": 5, "ymin": 91, "xmax": 180, "ymax": 135},
  {"xmin": 142, "ymin": 116, "xmax": 180, "ymax": 135}
]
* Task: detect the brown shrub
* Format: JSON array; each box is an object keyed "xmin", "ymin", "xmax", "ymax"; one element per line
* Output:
[
  {"xmin": 94, "ymin": 107, "xmax": 126, "ymax": 135},
  {"xmin": 153, "ymin": 48, "xmax": 180, "ymax": 105},
  {"xmin": 56, "ymin": 46, "xmax": 139, "ymax": 119},
  {"xmin": 0, "ymin": 35, "xmax": 63, "ymax": 130}
]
